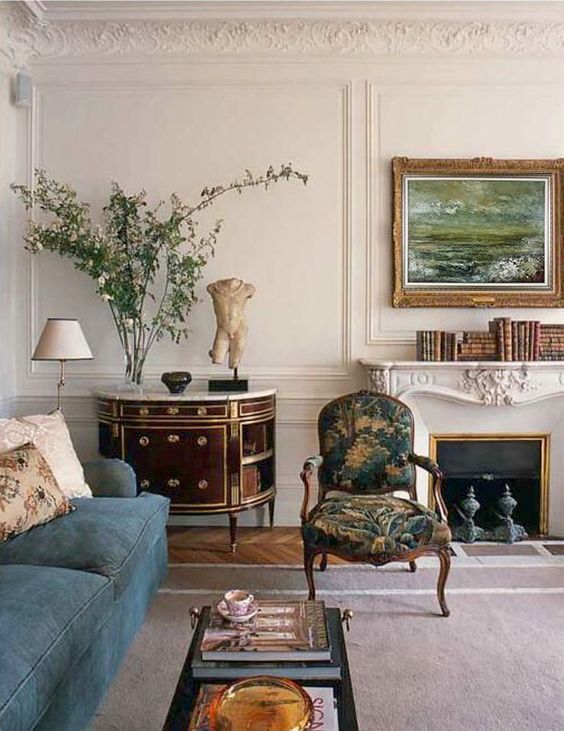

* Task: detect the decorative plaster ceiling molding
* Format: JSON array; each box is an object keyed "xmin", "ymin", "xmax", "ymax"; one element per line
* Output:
[{"xmin": 3, "ymin": 2, "xmax": 564, "ymax": 70}]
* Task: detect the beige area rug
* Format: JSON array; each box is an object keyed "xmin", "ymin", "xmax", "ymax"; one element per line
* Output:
[{"xmin": 91, "ymin": 562, "xmax": 564, "ymax": 731}]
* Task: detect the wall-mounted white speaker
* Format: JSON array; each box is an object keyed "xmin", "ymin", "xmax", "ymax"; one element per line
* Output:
[{"xmin": 15, "ymin": 72, "xmax": 32, "ymax": 107}]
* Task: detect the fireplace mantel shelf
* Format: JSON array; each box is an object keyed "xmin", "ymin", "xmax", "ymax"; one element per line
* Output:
[{"xmin": 359, "ymin": 359, "xmax": 564, "ymax": 407}]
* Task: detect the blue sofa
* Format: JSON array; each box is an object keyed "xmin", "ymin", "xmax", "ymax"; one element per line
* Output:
[{"xmin": 0, "ymin": 459, "xmax": 170, "ymax": 731}]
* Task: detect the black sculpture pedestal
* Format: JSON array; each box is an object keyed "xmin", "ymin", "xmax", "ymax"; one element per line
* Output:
[{"xmin": 208, "ymin": 368, "xmax": 248, "ymax": 393}]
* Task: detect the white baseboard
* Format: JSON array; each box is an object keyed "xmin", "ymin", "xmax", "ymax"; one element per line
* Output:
[{"xmin": 0, "ymin": 396, "xmax": 17, "ymax": 418}]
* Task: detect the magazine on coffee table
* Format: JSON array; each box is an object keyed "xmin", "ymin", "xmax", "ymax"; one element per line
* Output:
[
  {"xmin": 200, "ymin": 600, "xmax": 330, "ymax": 662},
  {"xmin": 188, "ymin": 684, "xmax": 338, "ymax": 731}
]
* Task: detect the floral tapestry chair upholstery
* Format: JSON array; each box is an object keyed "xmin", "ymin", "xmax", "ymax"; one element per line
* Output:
[{"xmin": 300, "ymin": 391, "xmax": 452, "ymax": 616}]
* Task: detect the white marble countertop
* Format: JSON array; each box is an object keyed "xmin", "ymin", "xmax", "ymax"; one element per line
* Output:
[{"xmin": 93, "ymin": 387, "xmax": 276, "ymax": 402}]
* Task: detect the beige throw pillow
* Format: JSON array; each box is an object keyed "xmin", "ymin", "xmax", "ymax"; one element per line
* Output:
[
  {"xmin": 0, "ymin": 411, "xmax": 92, "ymax": 499},
  {"xmin": 0, "ymin": 443, "xmax": 74, "ymax": 542}
]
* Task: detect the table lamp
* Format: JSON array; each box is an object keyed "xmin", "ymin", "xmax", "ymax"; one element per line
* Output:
[{"xmin": 32, "ymin": 318, "xmax": 93, "ymax": 410}]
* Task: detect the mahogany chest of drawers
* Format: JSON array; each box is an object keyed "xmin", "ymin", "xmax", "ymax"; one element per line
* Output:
[{"xmin": 96, "ymin": 389, "xmax": 276, "ymax": 551}]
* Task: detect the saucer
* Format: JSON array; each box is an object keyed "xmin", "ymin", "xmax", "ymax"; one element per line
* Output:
[{"xmin": 217, "ymin": 599, "xmax": 258, "ymax": 624}]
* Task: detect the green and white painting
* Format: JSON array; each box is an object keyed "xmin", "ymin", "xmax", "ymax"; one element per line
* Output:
[{"xmin": 404, "ymin": 176, "xmax": 550, "ymax": 288}]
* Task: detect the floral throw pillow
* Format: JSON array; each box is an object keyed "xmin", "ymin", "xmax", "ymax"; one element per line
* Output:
[
  {"xmin": 0, "ymin": 410, "xmax": 92, "ymax": 499},
  {"xmin": 0, "ymin": 443, "xmax": 74, "ymax": 542}
]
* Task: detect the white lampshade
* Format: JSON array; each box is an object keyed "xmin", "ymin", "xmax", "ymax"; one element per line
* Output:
[{"xmin": 32, "ymin": 318, "xmax": 93, "ymax": 361}]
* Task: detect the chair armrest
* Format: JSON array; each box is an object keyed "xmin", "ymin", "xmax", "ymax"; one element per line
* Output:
[
  {"xmin": 408, "ymin": 453, "xmax": 448, "ymax": 522},
  {"xmin": 408, "ymin": 453, "xmax": 440, "ymax": 475},
  {"xmin": 299, "ymin": 455, "xmax": 323, "ymax": 523},
  {"xmin": 83, "ymin": 459, "xmax": 137, "ymax": 498},
  {"xmin": 303, "ymin": 455, "xmax": 323, "ymax": 472}
]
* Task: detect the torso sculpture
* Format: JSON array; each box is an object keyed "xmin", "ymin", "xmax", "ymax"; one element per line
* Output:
[{"xmin": 207, "ymin": 278, "xmax": 256, "ymax": 370}]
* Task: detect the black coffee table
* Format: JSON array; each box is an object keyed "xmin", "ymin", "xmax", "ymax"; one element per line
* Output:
[{"xmin": 163, "ymin": 606, "xmax": 358, "ymax": 731}]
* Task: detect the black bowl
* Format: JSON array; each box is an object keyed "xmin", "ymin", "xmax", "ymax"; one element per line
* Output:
[{"xmin": 161, "ymin": 371, "xmax": 192, "ymax": 394}]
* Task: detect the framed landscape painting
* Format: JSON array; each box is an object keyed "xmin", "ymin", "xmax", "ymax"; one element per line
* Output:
[{"xmin": 392, "ymin": 157, "xmax": 563, "ymax": 307}]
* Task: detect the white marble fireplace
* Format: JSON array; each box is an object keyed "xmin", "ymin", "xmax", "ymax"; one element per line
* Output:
[{"xmin": 360, "ymin": 360, "xmax": 564, "ymax": 537}]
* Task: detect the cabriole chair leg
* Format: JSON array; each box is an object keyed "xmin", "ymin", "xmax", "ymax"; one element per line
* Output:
[
  {"xmin": 319, "ymin": 554, "xmax": 328, "ymax": 572},
  {"xmin": 409, "ymin": 560, "xmax": 417, "ymax": 573},
  {"xmin": 303, "ymin": 544, "xmax": 317, "ymax": 600},
  {"xmin": 437, "ymin": 546, "xmax": 451, "ymax": 617}
]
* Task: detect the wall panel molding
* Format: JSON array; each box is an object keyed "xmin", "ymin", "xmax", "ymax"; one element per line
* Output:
[
  {"xmin": 365, "ymin": 83, "xmax": 414, "ymax": 347},
  {"xmin": 365, "ymin": 82, "xmax": 564, "ymax": 347},
  {"xmin": 25, "ymin": 78, "xmax": 353, "ymax": 383}
]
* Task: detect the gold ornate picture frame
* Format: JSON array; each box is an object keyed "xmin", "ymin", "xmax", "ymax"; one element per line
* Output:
[{"xmin": 392, "ymin": 157, "xmax": 564, "ymax": 307}]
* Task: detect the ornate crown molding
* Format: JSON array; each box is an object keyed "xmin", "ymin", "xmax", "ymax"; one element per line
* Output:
[{"xmin": 3, "ymin": 2, "xmax": 564, "ymax": 71}]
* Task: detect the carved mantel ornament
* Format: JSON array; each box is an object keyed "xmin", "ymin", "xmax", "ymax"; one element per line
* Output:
[
  {"xmin": 459, "ymin": 367, "xmax": 538, "ymax": 406},
  {"xmin": 368, "ymin": 366, "xmax": 390, "ymax": 395}
]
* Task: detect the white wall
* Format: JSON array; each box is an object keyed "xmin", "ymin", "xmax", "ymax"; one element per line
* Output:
[
  {"xmin": 0, "ymin": 71, "xmax": 19, "ymax": 415},
  {"xmin": 7, "ymin": 1, "xmax": 564, "ymax": 523}
]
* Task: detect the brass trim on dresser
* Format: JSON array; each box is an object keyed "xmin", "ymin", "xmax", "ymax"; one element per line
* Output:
[
  {"xmin": 231, "ymin": 472, "xmax": 239, "ymax": 505},
  {"xmin": 171, "ymin": 488, "xmax": 275, "ymax": 514},
  {"xmin": 240, "ymin": 486, "xmax": 276, "ymax": 506},
  {"xmin": 241, "ymin": 448, "xmax": 274, "ymax": 466},
  {"xmin": 239, "ymin": 403, "xmax": 275, "ymax": 418},
  {"xmin": 98, "ymin": 410, "xmax": 274, "ymax": 427}
]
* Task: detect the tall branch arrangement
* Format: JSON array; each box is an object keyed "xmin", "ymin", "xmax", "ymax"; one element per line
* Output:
[{"xmin": 12, "ymin": 165, "xmax": 308, "ymax": 385}]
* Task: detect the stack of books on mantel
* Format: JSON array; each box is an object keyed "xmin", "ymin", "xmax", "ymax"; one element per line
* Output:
[
  {"xmin": 417, "ymin": 317, "xmax": 564, "ymax": 362},
  {"xmin": 189, "ymin": 600, "xmax": 339, "ymax": 730}
]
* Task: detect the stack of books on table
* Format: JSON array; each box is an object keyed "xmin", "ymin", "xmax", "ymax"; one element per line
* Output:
[
  {"xmin": 189, "ymin": 600, "xmax": 339, "ymax": 730},
  {"xmin": 188, "ymin": 683, "xmax": 338, "ymax": 731}
]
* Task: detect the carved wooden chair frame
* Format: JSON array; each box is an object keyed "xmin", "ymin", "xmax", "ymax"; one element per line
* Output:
[{"xmin": 300, "ymin": 391, "xmax": 451, "ymax": 617}]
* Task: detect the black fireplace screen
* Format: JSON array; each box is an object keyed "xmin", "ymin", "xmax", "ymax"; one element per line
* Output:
[{"xmin": 433, "ymin": 437, "xmax": 547, "ymax": 537}]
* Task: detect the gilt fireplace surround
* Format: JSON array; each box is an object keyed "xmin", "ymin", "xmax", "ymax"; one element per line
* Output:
[{"xmin": 359, "ymin": 360, "xmax": 564, "ymax": 537}]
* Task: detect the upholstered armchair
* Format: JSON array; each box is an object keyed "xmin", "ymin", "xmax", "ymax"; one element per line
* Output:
[{"xmin": 300, "ymin": 391, "xmax": 452, "ymax": 616}]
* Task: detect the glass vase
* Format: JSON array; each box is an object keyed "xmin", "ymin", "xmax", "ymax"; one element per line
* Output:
[{"xmin": 122, "ymin": 347, "xmax": 145, "ymax": 393}]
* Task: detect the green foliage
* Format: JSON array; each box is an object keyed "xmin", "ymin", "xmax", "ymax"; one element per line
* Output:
[{"xmin": 12, "ymin": 165, "xmax": 308, "ymax": 383}]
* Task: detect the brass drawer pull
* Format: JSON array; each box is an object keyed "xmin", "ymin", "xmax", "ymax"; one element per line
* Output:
[
  {"xmin": 139, "ymin": 436, "xmax": 150, "ymax": 447},
  {"xmin": 139, "ymin": 407, "xmax": 149, "ymax": 416},
  {"xmin": 197, "ymin": 435, "xmax": 208, "ymax": 447},
  {"xmin": 140, "ymin": 479, "xmax": 150, "ymax": 489},
  {"xmin": 168, "ymin": 478, "xmax": 180, "ymax": 488},
  {"xmin": 167, "ymin": 407, "xmax": 179, "ymax": 415},
  {"xmin": 197, "ymin": 406, "xmax": 207, "ymax": 416},
  {"xmin": 198, "ymin": 479, "xmax": 208, "ymax": 490},
  {"xmin": 167, "ymin": 434, "xmax": 180, "ymax": 443}
]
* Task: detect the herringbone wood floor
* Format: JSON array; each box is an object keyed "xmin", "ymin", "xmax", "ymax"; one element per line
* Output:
[{"xmin": 167, "ymin": 526, "xmax": 347, "ymax": 565}]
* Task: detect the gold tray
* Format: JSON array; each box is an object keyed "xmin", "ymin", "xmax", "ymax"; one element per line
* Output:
[{"xmin": 209, "ymin": 675, "xmax": 313, "ymax": 731}]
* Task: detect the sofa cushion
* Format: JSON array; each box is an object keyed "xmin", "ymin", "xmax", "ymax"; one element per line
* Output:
[
  {"xmin": 0, "ymin": 492, "xmax": 169, "ymax": 598},
  {"xmin": 0, "ymin": 564, "xmax": 112, "ymax": 731},
  {"xmin": 0, "ymin": 411, "xmax": 92, "ymax": 499},
  {"xmin": 0, "ymin": 443, "xmax": 74, "ymax": 542},
  {"xmin": 303, "ymin": 494, "xmax": 451, "ymax": 557}
]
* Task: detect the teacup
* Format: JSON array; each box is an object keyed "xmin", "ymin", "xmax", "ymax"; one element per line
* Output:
[{"xmin": 224, "ymin": 589, "xmax": 255, "ymax": 616}]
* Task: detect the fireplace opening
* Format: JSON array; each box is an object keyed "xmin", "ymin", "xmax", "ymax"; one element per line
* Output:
[{"xmin": 429, "ymin": 435, "xmax": 549, "ymax": 539}]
